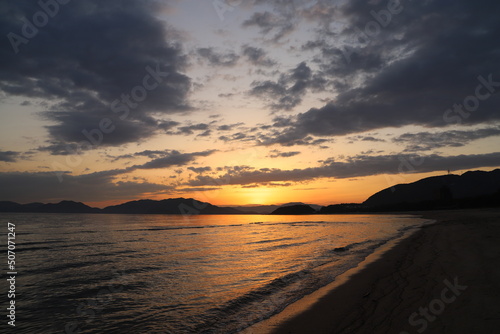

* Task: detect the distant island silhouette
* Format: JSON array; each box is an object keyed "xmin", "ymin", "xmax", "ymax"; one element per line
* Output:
[
  {"xmin": 270, "ymin": 204, "xmax": 316, "ymax": 215},
  {"xmin": 1, "ymin": 169, "xmax": 499, "ymax": 214},
  {"xmin": 0, "ymin": 198, "xmax": 242, "ymax": 215},
  {"xmin": 232, "ymin": 202, "xmax": 322, "ymax": 214}
]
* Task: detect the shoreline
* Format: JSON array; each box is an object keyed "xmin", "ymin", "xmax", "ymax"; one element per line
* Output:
[{"xmin": 241, "ymin": 208, "xmax": 500, "ymax": 334}]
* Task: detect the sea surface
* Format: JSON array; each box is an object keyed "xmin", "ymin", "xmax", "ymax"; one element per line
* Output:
[{"xmin": 0, "ymin": 213, "xmax": 429, "ymax": 333}]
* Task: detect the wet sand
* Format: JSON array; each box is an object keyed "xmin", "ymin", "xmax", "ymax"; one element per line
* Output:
[{"xmin": 242, "ymin": 209, "xmax": 500, "ymax": 334}]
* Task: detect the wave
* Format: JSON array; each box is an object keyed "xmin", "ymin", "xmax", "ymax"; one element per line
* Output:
[
  {"xmin": 114, "ymin": 220, "xmax": 357, "ymax": 233},
  {"xmin": 256, "ymin": 241, "xmax": 310, "ymax": 252},
  {"xmin": 246, "ymin": 237, "xmax": 294, "ymax": 245}
]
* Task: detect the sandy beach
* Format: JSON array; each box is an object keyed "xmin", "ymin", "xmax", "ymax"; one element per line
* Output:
[{"xmin": 242, "ymin": 208, "xmax": 500, "ymax": 334}]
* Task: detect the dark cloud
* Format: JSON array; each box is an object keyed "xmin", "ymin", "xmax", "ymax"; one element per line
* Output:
[
  {"xmin": 242, "ymin": 11, "xmax": 295, "ymax": 43},
  {"xmin": 299, "ymin": 1, "xmax": 338, "ymax": 23},
  {"xmin": 0, "ymin": 150, "xmax": 20, "ymax": 162},
  {"xmin": 105, "ymin": 149, "xmax": 217, "ymax": 171},
  {"xmin": 267, "ymin": 0, "xmax": 500, "ymax": 141},
  {"xmin": 347, "ymin": 135, "xmax": 386, "ymax": 144},
  {"xmin": 132, "ymin": 150, "xmax": 217, "ymax": 170},
  {"xmin": 38, "ymin": 142, "xmax": 88, "ymax": 156},
  {"xmin": 186, "ymin": 152, "xmax": 500, "ymax": 187},
  {"xmin": 217, "ymin": 123, "xmax": 244, "ymax": 131},
  {"xmin": 393, "ymin": 126, "xmax": 500, "ymax": 152},
  {"xmin": 249, "ymin": 117, "xmax": 332, "ymax": 147},
  {"xmin": 219, "ymin": 132, "xmax": 255, "ymax": 143},
  {"xmin": 360, "ymin": 149, "xmax": 385, "ymax": 155},
  {"xmin": 0, "ymin": 171, "xmax": 172, "ymax": 203},
  {"xmin": 37, "ymin": 120, "xmax": 180, "ymax": 155},
  {"xmin": 109, "ymin": 149, "xmax": 169, "ymax": 162},
  {"xmin": 250, "ymin": 62, "xmax": 327, "ymax": 111},
  {"xmin": 197, "ymin": 130, "xmax": 212, "ymax": 137},
  {"xmin": 268, "ymin": 150, "xmax": 301, "ymax": 158},
  {"xmin": 218, "ymin": 93, "xmax": 235, "ymax": 98},
  {"xmin": 175, "ymin": 123, "xmax": 211, "ymax": 136},
  {"xmin": 270, "ymin": 116, "xmax": 294, "ymax": 128},
  {"xmin": 361, "ymin": 136, "xmax": 384, "ymax": 142},
  {"xmin": 301, "ymin": 39, "xmax": 328, "ymax": 52},
  {"xmin": 257, "ymin": 132, "xmax": 331, "ymax": 147},
  {"xmin": 196, "ymin": 47, "xmax": 239, "ymax": 67},
  {"xmin": 242, "ymin": 45, "xmax": 276, "ymax": 67},
  {"xmin": 240, "ymin": 0, "xmax": 339, "ymax": 45},
  {"xmin": 0, "ymin": 0, "xmax": 192, "ymax": 152},
  {"xmin": 1, "ymin": 149, "xmax": 218, "ymax": 202},
  {"xmin": 158, "ymin": 120, "xmax": 181, "ymax": 131},
  {"xmin": 187, "ymin": 166, "xmax": 212, "ymax": 173}
]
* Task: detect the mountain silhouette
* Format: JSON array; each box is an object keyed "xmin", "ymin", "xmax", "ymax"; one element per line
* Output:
[
  {"xmin": 0, "ymin": 198, "xmax": 243, "ymax": 215},
  {"xmin": 0, "ymin": 200, "xmax": 99, "ymax": 213},
  {"xmin": 363, "ymin": 169, "xmax": 500, "ymax": 208},
  {"xmin": 231, "ymin": 202, "xmax": 322, "ymax": 214},
  {"xmin": 102, "ymin": 198, "xmax": 242, "ymax": 214},
  {"xmin": 270, "ymin": 204, "xmax": 316, "ymax": 215}
]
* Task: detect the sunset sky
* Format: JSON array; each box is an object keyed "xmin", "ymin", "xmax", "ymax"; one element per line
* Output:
[{"xmin": 1, "ymin": 0, "xmax": 500, "ymax": 208}]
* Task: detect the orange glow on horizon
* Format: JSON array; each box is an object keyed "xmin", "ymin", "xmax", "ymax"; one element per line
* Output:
[{"xmin": 83, "ymin": 167, "xmax": 499, "ymax": 209}]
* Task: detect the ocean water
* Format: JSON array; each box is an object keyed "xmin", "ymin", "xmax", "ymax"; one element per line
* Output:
[{"xmin": 0, "ymin": 213, "xmax": 428, "ymax": 333}]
